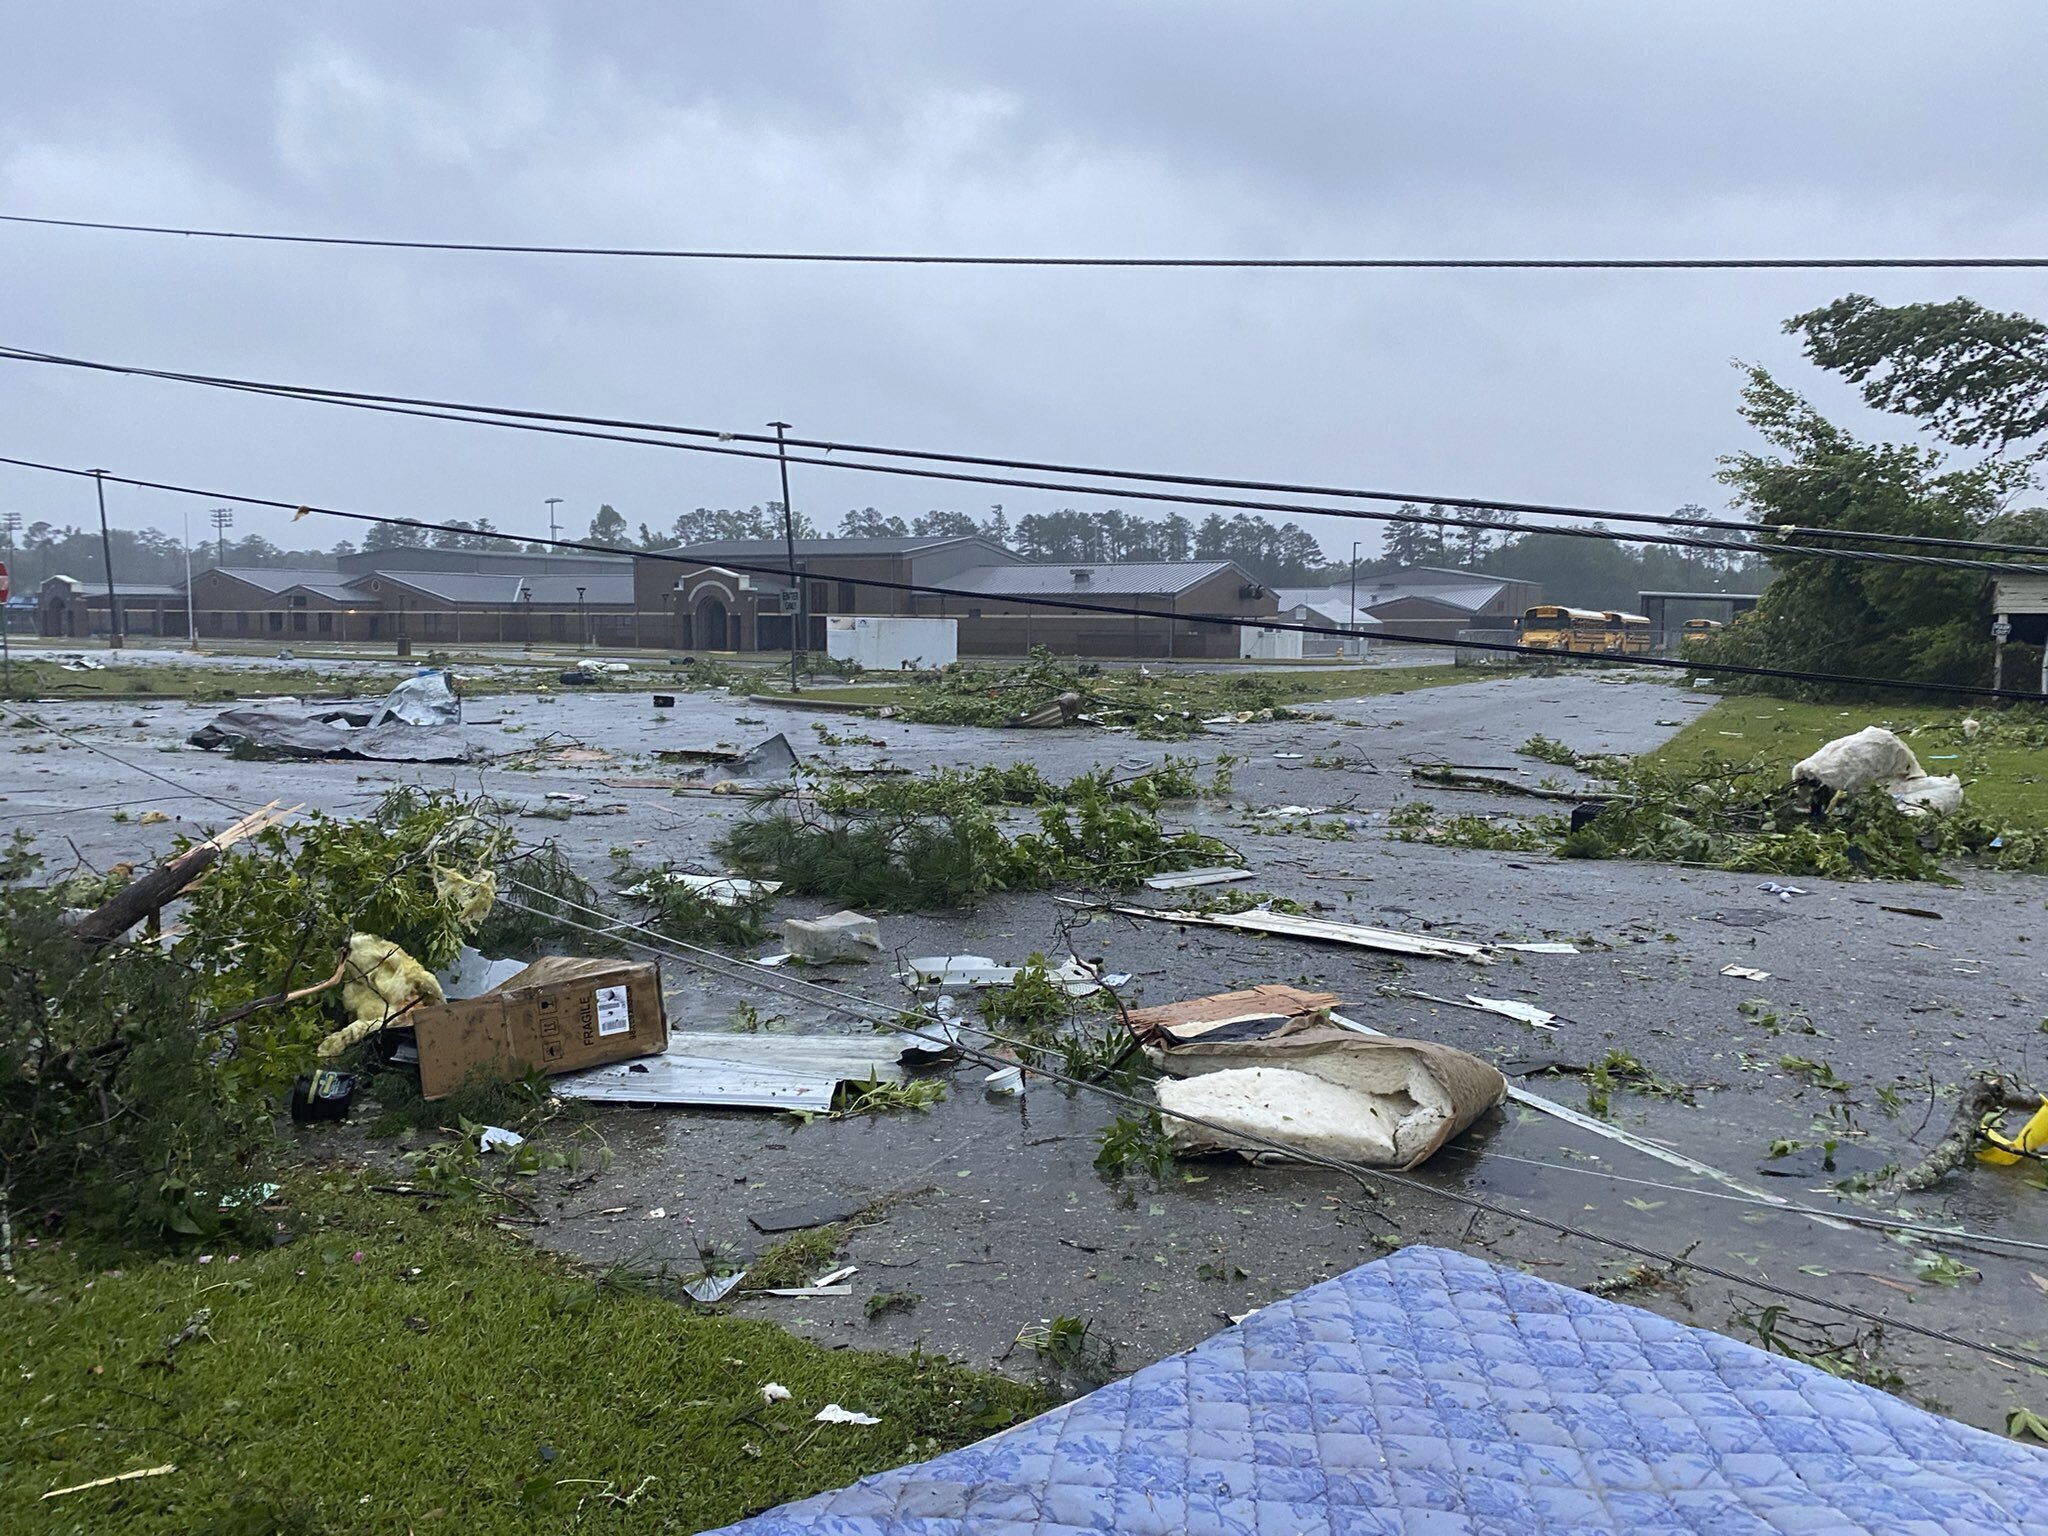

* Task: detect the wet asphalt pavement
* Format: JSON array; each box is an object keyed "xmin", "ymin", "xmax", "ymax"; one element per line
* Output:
[{"xmin": 5, "ymin": 658, "xmax": 2045, "ymax": 1432}]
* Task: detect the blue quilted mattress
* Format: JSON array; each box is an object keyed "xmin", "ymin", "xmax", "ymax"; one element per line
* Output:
[{"xmin": 708, "ymin": 1244, "xmax": 2048, "ymax": 1534}]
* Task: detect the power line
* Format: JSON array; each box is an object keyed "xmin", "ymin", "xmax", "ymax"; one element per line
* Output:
[
  {"xmin": 6, "ymin": 346, "xmax": 2048, "ymax": 580},
  {"xmin": 8, "ymin": 340, "xmax": 2048, "ymax": 564},
  {"xmin": 6, "ymin": 212, "xmax": 2048, "ymax": 271},
  {"xmin": 1, "ymin": 450, "xmax": 2042, "ymax": 702}
]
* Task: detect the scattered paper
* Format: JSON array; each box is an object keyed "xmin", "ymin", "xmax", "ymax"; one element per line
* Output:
[
  {"xmin": 760, "ymin": 1382, "xmax": 792, "ymax": 1403},
  {"xmin": 477, "ymin": 1125, "xmax": 525, "ymax": 1153},
  {"xmin": 814, "ymin": 1404, "xmax": 881, "ymax": 1425},
  {"xmin": 645, "ymin": 1207, "xmax": 667, "ymax": 1220},
  {"xmin": 812, "ymin": 1265, "xmax": 858, "ymax": 1288},
  {"xmin": 1720, "ymin": 965, "xmax": 1771, "ymax": 981}
]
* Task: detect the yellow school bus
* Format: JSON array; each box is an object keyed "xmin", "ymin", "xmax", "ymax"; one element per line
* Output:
[
  {"xmin": 1604, "ymin": 611, "xmax": 1654, "ymax": 656},
  {"xmin": 1520, "ymin": 605, "xmax": 1613, "ymax": 655}
]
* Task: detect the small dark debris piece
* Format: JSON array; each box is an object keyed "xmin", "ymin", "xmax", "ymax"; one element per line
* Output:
[
  {"xmin": 749, "ymin": 1199, "xmax": 868, "ymax": 1234},
  {"xmin": 289, "ymin": 1068, "xmax": 355, "ymax": 1124},
  {"xmin": 403, "ymin": 1315, "xmax": 430, "ymax": 1334},
  {"xmin": 1879, "ymin": 905, "xmax": 1944, "ymax": 920},
  {"xmin": 652, "ymin": 694, "xmax": 676, "ymax": 708}
]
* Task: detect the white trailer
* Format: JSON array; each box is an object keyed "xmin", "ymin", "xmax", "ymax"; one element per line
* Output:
[{"xmin": 825, "ymin": 616, "xmax": 958, "ymax": 671}]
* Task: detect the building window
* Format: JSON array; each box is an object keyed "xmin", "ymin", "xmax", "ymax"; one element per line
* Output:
[
  {"xmin": 236, "ymin": 612, "xmax": 249, "ymax": 632},
  {"xmin": 838, "ymin": 580, "xmax": 856, "ymax": 612},
  {"xmin": 317, "ymin": 612, "xmax": 333, "ymax": 634},
  {"xmin": 291, "ymin": 611, "xmax": 307, "ymax": 633},
  {"xmin": 968, "ymin": 607, "xmax": 983, "ymax": 619},
  {"xmin": 267, "ymin": 612, "xmax": 283, "ymax": 632},
  {"xmin": 809, "ymin": 582, "xmax": 829, "ymax": 613}
]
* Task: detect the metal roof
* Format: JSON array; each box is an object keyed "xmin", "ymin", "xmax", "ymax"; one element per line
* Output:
[
  {"xmin": 1636, "ymin": 590, "xmax": 1766, "ymax": 601},
  {"xmin": 1365, "ymin": 580, "xmax": 1512, "ymax": 615},
  {"xmin": 366, "ymin": 571, "xmax": 638, "ymax": 606},
  {"xmin": 41, "ymin": 574, "xmax": 185, "ymax": 598},
  {"xmin": 945, "ymin": 561, "xmax": 1238, "ymax": 598},
  {"xmin": 195, "ymin": 566, "xmax": 349, "ymax": 594},
  {"xmin": 663, "ymin": 534, "xmax": 1001, "ymax": 560}
]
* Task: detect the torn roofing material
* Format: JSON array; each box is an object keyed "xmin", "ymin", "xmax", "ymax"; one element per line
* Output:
[
  {"xmin": 1103, "ymin": 903, "xmax": 1491, "ymax": 962},
  {"xmin": 550, "ymin": 1033, "xmax": 910, "ymax": 1111},
  {"xmin": 187, "ymin": 711, "xmax": 482, "ymax": 762}
]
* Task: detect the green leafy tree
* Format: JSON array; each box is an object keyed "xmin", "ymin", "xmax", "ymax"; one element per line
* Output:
[
  {"xmin": 911, "ymin": 509, "xmax": 981, "ymax": 539},
  {"xmin": 1699, "ymin": 367, "xmax": 2017, "ymax": 695},
  {"xmin": 587, "ymin": 504, "xmax": 629, "ymax": 545},
  {"xmin": 1790, "ymin": 294, "xmax": 2048, "ymax": 461},
  {"xmin": 839, "ymin": 506, "xmax": 911, "ymax": 538}
]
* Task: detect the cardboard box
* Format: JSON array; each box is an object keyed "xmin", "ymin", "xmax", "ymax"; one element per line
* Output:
[{"xmin": 413, "ymin": 956, "xmax": 666, "ymax": 1100}]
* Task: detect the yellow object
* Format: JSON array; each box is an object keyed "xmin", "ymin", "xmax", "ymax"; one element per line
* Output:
[
  {"xmin": 1977, "ymin": 1098, "xmax": 2048, "ymax": 1167},
  {"xmin": 433, "ymin": 864, "xmax": 497, "ymax": 929},
  {"xmin": 318, "ymin": 933, "xmax": 444, "ymax": 1058}
]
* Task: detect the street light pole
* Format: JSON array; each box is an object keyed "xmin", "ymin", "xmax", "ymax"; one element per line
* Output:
[
  {"xmin": 1348, "ymin": 540, "xmax": 1361, "ymax": 659},
  {"xmin": 769, "ymin": 421, "xmax": 802, "ymax": 692},
  {"xmin": 576, "ymin": 586, "xmax": 587, "ymax": 651},
  {"xmin": 92, "ymin": 469, "xmax": 122, "ymax": 650}
]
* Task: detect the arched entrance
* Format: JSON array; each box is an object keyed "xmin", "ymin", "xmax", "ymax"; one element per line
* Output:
[{"xmin": 693, "ymin": 595, "xmax": 730, "ymax": 652}]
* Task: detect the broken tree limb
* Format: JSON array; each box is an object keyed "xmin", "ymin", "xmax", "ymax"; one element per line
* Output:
[
  {"xmin": 68, "ymin": 801, "xmax": 299, "ymax": 949},
  {"xmin": 1872, "ymin": 1073, "xmax": 2017, "ymax": 1195},
  {"xmin": 1408, "ymin": 766, "xmax": 1615, "ymax": 804}
]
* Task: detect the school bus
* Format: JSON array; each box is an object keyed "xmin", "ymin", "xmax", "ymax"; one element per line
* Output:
[
  {"xmin": 1519, "ymin": 605, "xmax": 1614, "ymax": 655},
  {"xmin": 1604, "ymin": 611, "xmax": 1654, "ymax": 656}
]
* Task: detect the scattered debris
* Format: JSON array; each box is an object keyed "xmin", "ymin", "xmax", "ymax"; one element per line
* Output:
[
  {"xmin": 813, "ymin": 1404, "xmax": 882, "ymax": 1425},
  {"xmin": 1126, "ymin": 985, "xmax": 1337, "ymax": 1048},
  {"xmin": 1328, "ymin": 1013, "xmax": 1834, "ymax": 1221},
  {"xmin": 1757, "ymin": 882, "xmax": 1807, "ymax": 903},
  {"xmin": 1142, "ymin": 865, "xmax": 1254, "ymax": 891},
  {"xmin": 623, "ymin": 872, "xmax": 782, "ymax": 908},
  {"xmin": 760, "ymin": 1382, "xmax": 792, "ymax": 1403},
  {"xmin": 478, "ymin": 1125, "xmax": 525, "ymax": 1153},
  {"xmin": 1101, "ymin": 902, "xmax": 1490, "ymax": 963},
  {"xmin": 1720, "ymin": 965, "xmax": 1772, "ymax": 982},
  {"xmin": 288, "ymin": 1067, "xmax": 356, "ymax": 1124},
  {"xmin": 783, "ymin": 910, "xmax": 882, "ymax": 963},
  {"xmin": 1980, "ymin": 1096, "xmax": 2048, "ymax": 1167},
  {"xmin": 765, "ymin": 1284, "xmax": 855, "ymax": 1298},
  {"xmin": 983, "ymin": 1065, "xmax": 1024, "ymax": 1095},
  {"xmin": 1141, "ymin": 991, "xmax": 1505, "ymax": 1167},
  {"xmin": 750, "ymin": 1200, "xmax": 869, "ymax": 1234},
  {"xmin": 1410, "ymin": 765, "xmax": 1610, "ymax": 803},
  {"xmin": 904, "ymin": 955, "xmax": 1125, "ymax": 995},
  {"xmin": 1498, "ymin": 941, "xmax": 1581, "ymax": 954},
  {"xmin": 41, "ymin": 1464, "xmax": 178, "ymax": 1501},
  {"xmin": 369, "ymin": 670, "xmax": 463, "ymax": 727},
  {"xmin": 681, "ymin": 1270, "xmax": 746, "ymax": 1304},
  {"xmin": 1793, "ymin": 726, "xmax": 1962, "ymax": 816},
  {"xmin": 1388, "ymin": 989, "xmax": 1562, "ymax": 1032},
  {"xmin": 659, "ymin": 733, "xmax": 800, "ymax": 785},
  {"xmin": 553, "ymin": 1032, "xmax": 907, "ymax": 1112},
  {"xmin": 1879, "ymin": 905, "xmax": 1943, "ymax": 921},
  {"xmin": 412, "ymin": 957, "xmax": 665, "ymax": 1099}
]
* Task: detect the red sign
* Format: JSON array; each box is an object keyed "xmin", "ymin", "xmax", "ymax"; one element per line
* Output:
[{"xmin": 0, "ymin": 560, "xmax": 10, "ymax": 602}]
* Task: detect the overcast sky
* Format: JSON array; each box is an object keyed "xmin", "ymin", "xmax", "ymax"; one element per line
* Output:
[{"xmin": 3, "ymin": 2, "xmax": 2047, "ymax": 559}]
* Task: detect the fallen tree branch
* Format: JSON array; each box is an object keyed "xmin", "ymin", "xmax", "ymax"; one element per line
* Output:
[
  {"xmin": 67, "ymin": 802, "xmax": 298, "ymax": 948},
  {"xmin": 1868, "ymin": 1073, "xmax": 2016, "ymax": 1195}
]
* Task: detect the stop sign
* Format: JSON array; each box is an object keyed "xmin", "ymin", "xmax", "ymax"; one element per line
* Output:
[{"xmin": 0, "ymin": 560, "xmax": 10, "ymax": 602}]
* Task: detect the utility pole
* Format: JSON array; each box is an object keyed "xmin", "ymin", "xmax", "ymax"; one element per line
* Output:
[
  {"xmin": 576, "ymin": 586, "xmax": 587, "ymax": 651},
  {"xmin": 209, "ymin": 506, "xmax": 234, "ymax": 565},
  {"xmin": 182, "ymin": 510, "xmax": 197, "ymax": 651},
  {"xmin": 1349, "ymin": 540, "xmax": 1361, "ymax": 660},
  {"xmin": 92, "ymin": 470, "xmax": 122, "ymax": 650},
  {"xmin": 0, "ymin": 510, "xmax": 16, "ymax": 696},
  {"xmin": 769, "ymin": 421, "xmax": 802, "ymax": 691}
]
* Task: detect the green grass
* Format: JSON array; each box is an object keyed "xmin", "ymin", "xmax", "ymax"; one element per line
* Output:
[
  {"xmin": 1644, "ymin": 697, "xmax": 2048, "ymax": 828},
  {"xmin": 2, "ymin": 660, "xmax": 409, "ymax": 703},
  {"xmin": 792, "ymin": 661, "xmax": 1472, "ymax": 713},
  {"xmin": 2, "ymin": 1175, "xmax": 1044, "ymax": 1533}
]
